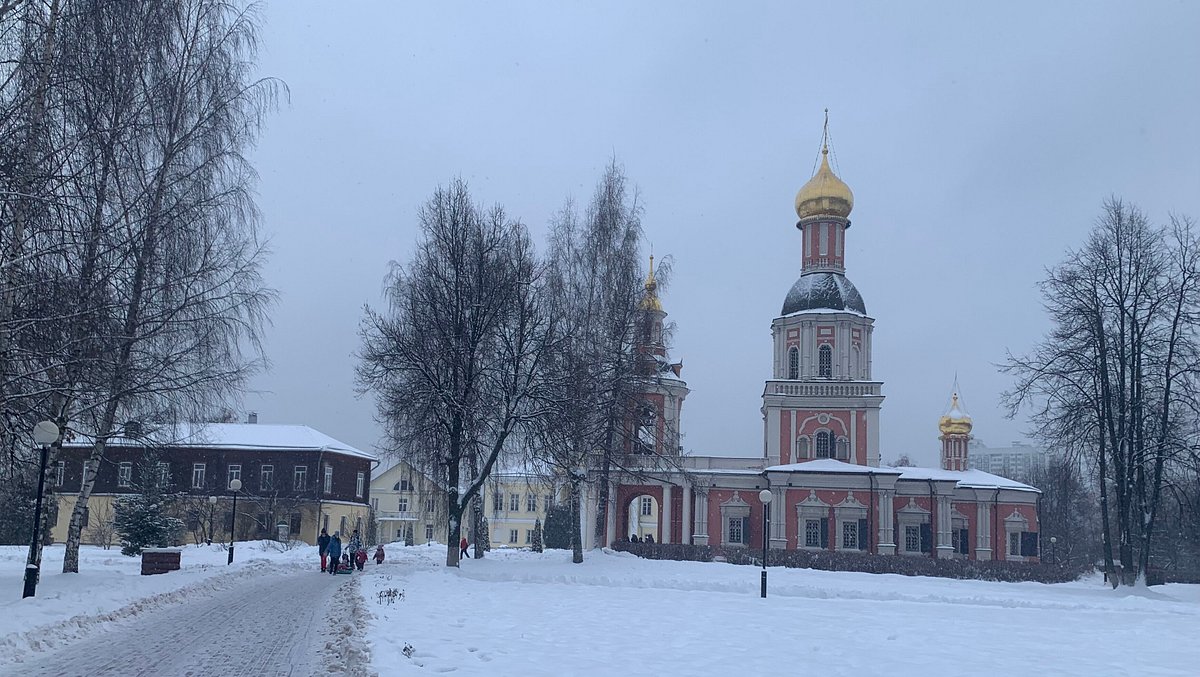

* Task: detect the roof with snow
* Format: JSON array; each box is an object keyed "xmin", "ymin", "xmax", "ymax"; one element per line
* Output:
[
  {"xmin": 781, "ymin": 271, "xmax": 867, "ymax": 316},
  {"xmin": 895, "ymin": 466, "xmax": 1037, "ymax": 491},
  {"xmin": 766, "ymin": 459, "xmax": 902, "ymax": 475},
  {"xmin": 64, "ymin": 423, "xmax": 377, "ymax": 461}
]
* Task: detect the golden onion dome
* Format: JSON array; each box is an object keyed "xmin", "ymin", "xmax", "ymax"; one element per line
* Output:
[
  {"xmin": 639, "ymin": 255, "xmax": 663, "ymax": 312},
  {"xmin": 795, "ymin": 147, "xmax": 854, "ymax": 219},
  {"xmin": 938, "ymin": 392, "xmax": 973, "ymax": 436}
]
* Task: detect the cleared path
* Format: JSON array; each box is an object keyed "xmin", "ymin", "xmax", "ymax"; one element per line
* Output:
[{"xmin": 21, "ymin": 567, "xmax": 355, "ymax": 676}]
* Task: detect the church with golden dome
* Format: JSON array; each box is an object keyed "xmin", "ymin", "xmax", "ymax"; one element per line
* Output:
[{"xmin": 582, "ymin": 118, "xmax": 1042, "ymax": 563}]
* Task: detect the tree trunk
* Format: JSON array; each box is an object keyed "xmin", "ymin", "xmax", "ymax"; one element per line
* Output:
[{"xmin": 570, "ymin": 477, "xmax": 583, "ymax": 564}]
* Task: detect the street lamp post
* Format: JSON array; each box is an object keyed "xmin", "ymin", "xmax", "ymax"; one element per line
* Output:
[
  {"xmin": 207, "ymin": 495, "xmax": 218, "ymax": 545},
  {"xmin": 23, "ymin": 420, "xmax": 60, "ymax": 599},
  {"xmin": 227, "ymin": 479, "xmax": 242, "ymax": 565},
  {"xmin": 1049, "ymin": 536, "xmax": 1058, "ymax": 566},
  {"xmin": 759, "ymin": 488, "xmax": 772, "ymax": 599}
]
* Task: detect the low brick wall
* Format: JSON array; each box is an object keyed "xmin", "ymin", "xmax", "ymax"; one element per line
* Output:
[
  {"xmin": 611, "ymin": 541, "xmax": 1090, "ymax": 584},
  {"xmin": 141, "ymin": 548, "xmax": 182, "ymax": 576}
]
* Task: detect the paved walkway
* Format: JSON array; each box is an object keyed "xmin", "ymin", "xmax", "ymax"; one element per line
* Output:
[{"xmin": 21, "ymin": 567, "xmax": 358, "ymax": 676}]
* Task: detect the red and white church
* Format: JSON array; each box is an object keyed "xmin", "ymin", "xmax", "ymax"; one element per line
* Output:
[{"xmin": 582, "ymin": 133, "xmax": 1041, "ymax": 562}]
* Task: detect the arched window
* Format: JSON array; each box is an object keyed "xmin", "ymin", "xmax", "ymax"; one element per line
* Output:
[
  {"xmin": 788, "ymin": 347, "xmax": 799, "ymax": 379},
  {"xmin": 818, "ymin": 345, "xmax": 832, "ymax": 378},
  {"xmin": 815, "ymin": 431, "xmax": 832, "ymax": 459},
  {"xmin": 797, "ymin": 437, "xmax": 810, "ymax": 460}
]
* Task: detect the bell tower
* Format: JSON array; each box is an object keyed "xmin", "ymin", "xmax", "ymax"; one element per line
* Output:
[
  {"xmin": 762, "ymin": 113, "xmax": 884, "ymax": 467},
  {"xmin": 939, "ymin": 392, "xmax": 972, "ymax": 471}
]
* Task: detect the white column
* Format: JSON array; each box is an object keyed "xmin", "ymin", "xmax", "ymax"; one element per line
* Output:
[
  {"xmin": 661, "ymin": 484, "xmax": 673, "ymax": 544},
  {"xmin": 877, "ymin": 490, "xmax": 895, "ymax": 555},
  {"xmin": 579, "ymin": 485, "xmax": 593, "ymax": 549},
  {"xmin": 682, "ymin": 483, "xmax": 692, "ymax": 545},
  {"xmin": 976, "ymin": 499, "xmax": 992, "ymax": 561},
  {"xmin": 693, "ymin": 491, "xmax": 709, "ymax": 546},
  {"xmin": 770, "ymin": 488, "xmax": 787, "ymax": 549},
  {"xmin": 605, "ymin": 482, "xmax": 617, "ymax": 548},
  {"xmin": 936, "ymin": 494, "xmax": 954, "ymax": 559}
]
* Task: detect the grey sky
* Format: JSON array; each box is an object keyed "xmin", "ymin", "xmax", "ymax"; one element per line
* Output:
[{"xmin": 243, "ymin": 1, "xmax": 1200, "ymax": 466}]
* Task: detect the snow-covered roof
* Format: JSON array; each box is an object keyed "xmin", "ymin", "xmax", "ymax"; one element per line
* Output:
[
  {"xmin": 766, "ymin": 459, "xmax": 903, "ymax": 475},
  {"xmin": 65, "ymin": 423, "xmax": 377, "ymax": 461},
  {"xmin": 896, "ymin": 467, "xmax": 1037, "ymax": 491}
]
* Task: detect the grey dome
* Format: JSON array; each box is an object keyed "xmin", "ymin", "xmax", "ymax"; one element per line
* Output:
[{"xmin": 782, "ymin": 272, "xmax": 867, "ymax": 315}]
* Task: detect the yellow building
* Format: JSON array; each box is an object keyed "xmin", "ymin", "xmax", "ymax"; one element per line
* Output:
[
  {"xmin": 370, "ymin": 461, "xmax": 447, "ymax": 545},
  {"xmin": 483, "ymin": 472, "xmax": 562, "ymax": 548}
]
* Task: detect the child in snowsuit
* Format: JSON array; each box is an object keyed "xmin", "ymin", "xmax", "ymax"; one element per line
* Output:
[
  {"xmin": 327, "ymin": 533, "xmax": 342, "ymax": 575},
  {"xmin": 373, "ymin": 545, "xmax": 385, "ymax": 565},
  {"xmin": 355, "ymin": 548, "xmax": 367, "ymax": 571}
]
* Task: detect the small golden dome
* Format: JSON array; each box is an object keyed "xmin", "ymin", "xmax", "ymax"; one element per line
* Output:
[
  {"xmin": 639, "ymin": 255, "xmax": 663, "ymax": 312},
  {"xmin": 795, "ymin": 147, "xmax": 854, "ymax": 219},
  {"xmin": 938, "ymin": 392, "xmax": 973, "ymax": 436}
]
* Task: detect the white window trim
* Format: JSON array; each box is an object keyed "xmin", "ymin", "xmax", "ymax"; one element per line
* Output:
[
  {"xmin": 719, "ymin": 493, "xmax": 751, "ymax": 547},
  {"xmin": 192, "ymin": 463, "xmax": 206, "ymax": 489},
  {"xmin": 118, "ymin": 462, "xmax": 133, "ymax": 488},
  {"xmin": 896, "ymin": 498, "xmax": 931, "ymax": 557},
  {"xmin": 834, "ymin": 493, "xmax": 868, "ymax": 551},
  {"xmin": 797, "ymin": 491, "xmax": 831, "ymax": 551}
]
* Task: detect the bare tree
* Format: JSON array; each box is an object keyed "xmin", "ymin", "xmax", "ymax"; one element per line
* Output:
[
  {"xmin": 1004, "ymin": 199, "xmax": 1200, "ymax": 586},
  {"xmin": 357, "ymin": 179, "xmax": 553, "ymax": 567}
]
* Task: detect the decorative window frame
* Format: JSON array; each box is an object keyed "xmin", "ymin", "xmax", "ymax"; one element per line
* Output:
[
  {"xmin": 897, "ymin": 498, "xmax": 931, "ymax": 556},
  {"xmin": 835, "ymin": 436, "xmax": 850, "ymax": 461},
  {"xmin": 818, "ymin": 344, "xmax": 833, "ymax": 378},
  {"xmin": 796, "ymin": 490, "xmax": 830, "ymax": 550},
  {"xmin": 834, "ymin": 493, "xmax": 868, "ymax": 551},
  {"xmin": 720, "ymin": 493, "xmax": 751, "ymax": 547},
  {"xmin": 951, "ymin": 508, "xmax": 970, "ymax": 558},
  {"xmin": 1004, "ymin": 510, "xmax": 1029, "ymax": 561},
  {"xmin": 796, "ymin": 436, "xmax": 810, "ymax": 460},
  {"xmin": 788, "ymin": 346, "xmax": 800, "ymax": 379}
]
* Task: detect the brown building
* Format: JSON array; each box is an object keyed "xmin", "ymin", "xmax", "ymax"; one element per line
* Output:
[{"xmin": 50, "ymin": 421, "xmax": 377, "ymax": 547}]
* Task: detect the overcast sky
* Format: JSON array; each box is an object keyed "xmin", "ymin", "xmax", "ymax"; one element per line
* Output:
[{"xmin": 242, "ymin": 1, "xmax": 1200, "ymax": 467}]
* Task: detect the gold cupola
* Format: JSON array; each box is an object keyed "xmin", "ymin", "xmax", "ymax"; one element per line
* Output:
[
  {"xmin": 938, "ymin": 393, "xmax": 973, "ymax": 436},
  {"xmin": 795, "ymin": 111, "xmax": 854, "ymax": 220},
  {"xmin": 639, "ymin": 255, "xmax": 663, "ymax": 312},
  {"xmin": 795, "ymin": 146, "xmax": 854, "ymax": 219}
]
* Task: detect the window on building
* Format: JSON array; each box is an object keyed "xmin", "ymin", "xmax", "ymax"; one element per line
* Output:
[
  {"xmin": 509, "ymin": 529, "xmax": 518, "ymax": 544},
  {"xmin": 356, "ymin": 471, "xmax": 365, "ymax": 499},
  {"xmin": 398, "ymin": 497, "xmax": 409, "ymax": 512},
  {"xmin": 323, "ymin": 464, "xmax": 332, "ymax": 494},
  {"xmin": 493, "ymin": 492, "xmax": 504, "ymax": 512},
  {"xmin": 835, "ymin": 437, "xmax": 850, "ymax": 461},
  {"xmin": 788, "ymin": 346, "xmax": 799, "ymax": 379},
  {"xmin": 953, "ymin": 527, "xmax": 971, "ymax": 556},
  {"xmin": 157, "ymin": 462, "xmax": 169, "ymax": 487},
  {"xmin": 227, "ymin": 464, "xmax": 241, "ymax": 487},
  {"xmin": 396, "ymin": 528, "xmax": 404, "ymax": 540},
  {"xmin": 399, "ymin": 477, "xmax": 412, "ymax": 491},
  {"xmin": 192, "ymin": 463, "xmax": 206, "ymax": 489},
  {"xmin": 55, "ymin": 461, "xmax": 64, "ymax": 487},
  {"xmin": 425, "ymin": 524, "xmax": 434, "ymax": 540},
  {"xmin": 290, "ymin": 512, "xmax": 302, "ymax": 535},
  {"xmin": 260, "ymin": 464, "xmax": 274, "ymax": 491},
  {"xmin": 815, "ymin": 431, "xmax": 832, "ymax": 459},
  {"xmin": 905, "ymin": 525, "xmax": 921, "ymax": 552},
  {"xmin": 797, "ymin": 437, "xmax": 810, "ymax": 460},
  {"xmin": 526, "ymin": 494, "xmax": 537, "ymax": 512},
  {"xmin": 371, "ymin": 498, "xmax": 379, "ymax": 511},
  {"xmin": 294, "ymin": 466, "xmax": 307, "ymax": 491},
  {"xmin": 640, "ymin": 496, "xmax": 653, "ymax": 516},
  {"xmin": 544, "ymin": 494, "xmax": 553, "ymax": 511},
  {"xmin": 805, "ymin": 519, "xmax": 824, "ymax": 548},
  {"xmin": 339, "ymin": 515, "xmax": 347, "ymax": 534},
  {"xmin": 118, "ymin": 462, "xmax": 132, "ymax": 488},
  {"xmin": 525, "ymin": 529, "xmax": 532, "ymax": 544},
  {"xmin": 425, "ymin": 497, "xmax": 435, "ymax": 513},
  {"xmin": 509, "ymin": 493, "xmax": 521, "ymax": 511},
  {"xmin": 818, "ymin": 344, "xmax": 832, "ymax": 378},
  {"xmin": 841, "ymin": 521, "xmax": 858, "ymax": 550},
  {"xmin": 322, "ymin": 514, "xmax": 329, "ymax": 531},
  {"xmin": 727, "ymin": 516, "xmax": 743, "ymax": 545}
]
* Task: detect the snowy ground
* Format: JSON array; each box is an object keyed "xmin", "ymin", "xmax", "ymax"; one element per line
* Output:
[
  {"xmin": 361, "ymin": 545, "xmax": 1200, "ymax": 677},
  {"xmin": 0, "ymin": 540, "xmax": 363, "ymax": 673}
]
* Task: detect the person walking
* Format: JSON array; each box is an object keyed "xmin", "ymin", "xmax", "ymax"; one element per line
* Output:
[
  {"xmin": 318, "ymin": 528, "xmax": 331, "ymax": 572},
  {"xmin": 347, "ymin": 529, "xmax": 363, "ymax": 566},
  {"xmin": 460, "ymin": 535, "xmax": 469, "ymax": 559},
  {"xmin": 373, "ymin": 544, "xmax": 385, "ymax": 565},
  {"xmin": 327, "ymin": 532, "xmax": 342, "ymax": 575}
]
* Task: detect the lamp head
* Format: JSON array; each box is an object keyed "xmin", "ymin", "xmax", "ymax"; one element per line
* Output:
[
  {"xmin": 32, "ymin": 420, "xmax": 59, "ymax": 446},
  {"xmin": 229, "ymin": 479, "xmax": 242, "ymax": 492},
  {"xmin": 758, "ymin": 489, "xmax": 773, "ymax": 504}
]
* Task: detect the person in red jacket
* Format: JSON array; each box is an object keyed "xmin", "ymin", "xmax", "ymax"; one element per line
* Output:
[
  {"xmin": 373, "ymin": 544, "xmax": 385, "ymax": 565},
  {"xmin": 354, "ymin": 547, "xmax": 368, "ymax": 571},
  {"xmin": 460, "ymin": 535, "xmax": 469, "ymax": 559}
]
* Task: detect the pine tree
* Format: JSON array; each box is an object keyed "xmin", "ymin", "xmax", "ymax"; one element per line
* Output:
[
  {"xmin": 531, "ymin": 518, "xmax": 544, "ymax": 553},
  {"xmin": 543, "ymin": 504, "xmax": 573, "ymax": 549},
  {"xmin": 114, "ymin": 452, "xmax": 184, "ymax": 556}
]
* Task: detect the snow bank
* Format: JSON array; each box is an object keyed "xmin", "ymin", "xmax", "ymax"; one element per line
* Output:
[{"xmin": 359, "ymin": 546, "xmax": 1199, "ymax": 675}]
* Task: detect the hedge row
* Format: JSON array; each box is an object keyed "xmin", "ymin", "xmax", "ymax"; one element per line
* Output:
[{"xmin": 611, "ymin": 541, "xmax": 1090, "ymax": 584}]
